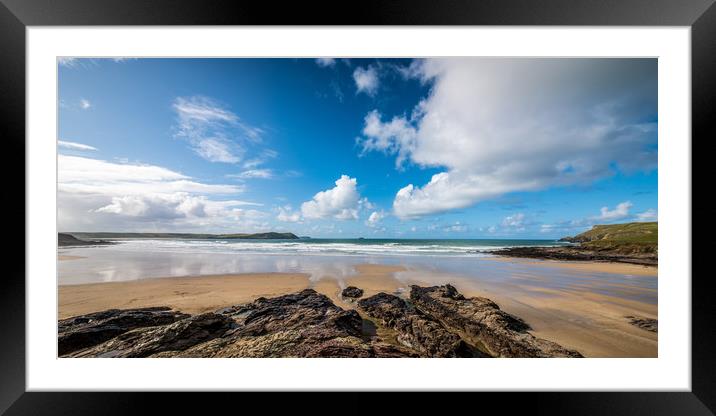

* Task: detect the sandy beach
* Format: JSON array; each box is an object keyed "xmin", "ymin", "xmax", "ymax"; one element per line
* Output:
[{"xmin": 59, "ymin": 262, "xmax": 657, "ymax": 358}]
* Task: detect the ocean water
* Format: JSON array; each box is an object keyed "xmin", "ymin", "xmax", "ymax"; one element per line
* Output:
[{"xmin": 72, "ymin": 237, "xmax": 568, "ymax": 257}]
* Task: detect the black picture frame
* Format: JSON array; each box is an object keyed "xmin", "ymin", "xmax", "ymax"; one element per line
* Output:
[{"xmin": 2, "ymin": 0, "xmax": 714, "ymax": 413}]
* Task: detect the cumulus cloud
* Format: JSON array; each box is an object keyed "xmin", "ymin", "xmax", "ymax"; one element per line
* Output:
[
  {"xmin": 353, "ymin": 66, "xmax": 379, "ymax": 96},
  {"xmin": 365, "ymin": 210, "xmax": 386, "ymax": 227},
  {"xmin": 595, "ymin": 201, "xmax": 633, "ymax": 221},
  {"xmin": 173, "ymin": 96, "xmax": 265, "ymax": 163},
  {"xmin": 316, "ymin": 58, "xmax": 336, "ymax": 67},
  {"xmin": 58, "ymin": 155, "xmax": 264, "ymax": 231},
  {"xmin": 301, "ymin": 175, "xmax": 363, "ymax": 220},
  {"xmin": 58, "ymin": 140, "xmax": 97, "ymax": 151},
  {"xmin": 358, "ymin": 58, "xmax": 657, "ymax": 219}
]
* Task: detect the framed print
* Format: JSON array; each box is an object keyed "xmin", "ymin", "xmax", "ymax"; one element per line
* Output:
[{"xmin": 2, "ymin": 0, "xmax": 715, "ymax": 413}]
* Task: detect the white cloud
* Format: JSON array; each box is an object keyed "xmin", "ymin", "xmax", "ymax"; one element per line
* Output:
[
  {"xmin": 277, "ymin": 206, "xmax": 301, "ymax": 223},
  {"xmin": 301, "ymin": 175, "xmax": 362, "ymax": 220},
  {"xmin": 80, "ymin": 99, "xmax": 92, "ymax": 109},
  {"xmin": 194, "ymin": 138, "xmax": 241, "ymax": 163},
  {"xmin": 636, "ymin": 208, "xmax": 657, "ymax": 221},
  {"xmin": 58, "ymin": 57, "xmax": 77, "ymax": 67},
  {"xmin": 358, "ymin": 58, "xmax": 657, "ymax": 219},
  {"xmin": 360, "ymin": 110, "xmax": 417, "ymax": 168},
  {"xmin": 444, "ymin": 222, "xmax": 468, "ymax": 232},
  {"xmin": 229, "ymin": 169, "xmax": 274, "ymax": 179},
  {"xmin": 502, "ymin": 213, "xmax": 526, "ymax": 228},
  {"xmin": 58, "ymin": 155, "xmax": 264, "ymax": 232},
  {"xmin": 353, "ymin": 66, "xmax": 379, "ymax": 96},
  {"xmin": 172, "ymin": 96, "xmax": 265, "ymax": 164},
  {"xmin": 365, "ymin": 210, "xmax": 386, "ymax": 227},
  {"xmin": 595, "ymin": 201, "xmax": 633, "ymax": 221},
  {"xmin": 316, "ymin": 58, "xmax": 336, "ymax": 67},
  {"xmin": 58, "ymin": 140, "xmax": 97, "ymax": 151}
]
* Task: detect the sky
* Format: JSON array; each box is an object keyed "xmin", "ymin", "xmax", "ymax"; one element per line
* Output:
[{"xmin": 57, "ymin": 57, "xmax": 658, "ymax": 239}]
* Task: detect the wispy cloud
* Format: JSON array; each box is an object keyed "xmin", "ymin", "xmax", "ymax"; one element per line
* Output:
[
  {"xmin": 58, "ymin": 57, "xmax": 78, "ymax": 67},
  {"xmin": 276, "ymin": 205, "xmax": 301, "ymax": 223},
  {"xmin": 172, "ymin": 96, "xmax": 266, "ymax": 164},
  {"xmin": 80, "ymin": 99, "xmax": 92, "ymax": 110},
  {"xmin": 58, "ymin": 140, "xmax": 97, "ymax": 151},
  {"xmin": 228, "ymin": 169, "xmax": 275, "ymax": 180}
]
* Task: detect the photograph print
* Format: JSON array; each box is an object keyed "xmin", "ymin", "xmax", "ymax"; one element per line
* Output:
[{"xmin": 57, "ymin": 57, "xmax": 658, "ymax": 358}]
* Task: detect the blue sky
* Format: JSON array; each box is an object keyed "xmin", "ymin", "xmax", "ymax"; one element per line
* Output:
[{"xmin": 57, "ymin": 57, "xmax": 657, "ymax": 238}]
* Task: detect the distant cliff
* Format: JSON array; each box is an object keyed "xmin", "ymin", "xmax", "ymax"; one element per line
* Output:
[
  {"xmin": 58, "ymin": 233, "xmax": 114, "ymax": 247},
  {"xmin": 559, "ymin": 222, "xmax": 657, "ymax": 255},
  {"xmin": 493, "ymin": 222, "xmax": 657, "ymax": 266}
]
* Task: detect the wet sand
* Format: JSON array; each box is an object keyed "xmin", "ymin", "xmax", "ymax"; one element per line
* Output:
[
  {"xmin": 484, "ymin": 256, "xmax": 657, "ymax": 276},
  {"xmin": 58, "ymin": 255, "xmax": 86, "ymax": 261},
  {"xmin": 59, "ymin": 263, "xmax": 657, "ymax": 358}
]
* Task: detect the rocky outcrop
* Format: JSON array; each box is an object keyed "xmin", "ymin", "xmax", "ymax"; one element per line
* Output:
[
  {"xmin": 58, "ymin": 307, "xmax": 189, "ymax": 356},
  {"xmin": 625, "ymin": 316, "xmax": 658, "ymax": 333},
  {"xmin": 67, "ymin": 312, "xmax": 234, "ymax": 357},
  {"xmin": 341, "ymin": 286, "xmax": 364, "ymax": 299},
  {"xmin": 357, "ymin": 292, "xmax": 481, "ymax": 357},
  {"xmin": 492, "ymin": 246, "xmax": 657, "ymax": 266},
  {"xmin": 177, "ymin": 289, "xmax": 414, "ymax": 358},
  {"xmin": 59, "ymin": 286, "xmax": 581, "ymax": 358},
  {"xmin": 408, "ymin": 285, "xmax": 583, "ymax": 358}
]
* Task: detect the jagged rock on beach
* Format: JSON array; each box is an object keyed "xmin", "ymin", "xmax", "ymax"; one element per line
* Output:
[
  {"xmin": 625, "ymin": 316, "xmax": 658, "ymax": 333},
  {"xmin": 341, "ymin": 286, "xmax": 364, "ymax": 299},
  {"xmin": 358, "ymin": 292, "xmax": 480, "ymax": 357},
  {"xmin": 58, "ymin": 306, "xmax": 190, "ymax": 356},
  {"xmin": 166, "ymin": 289, "xmax": 417, "ymax": 358},
  {"xmin": 67, "ymin": 312, "xmax": 235, "ymax": 358},
  {"xmin": 59, "ymin": 285, "xmax": 581, "ymax": 358},
  {"xmin": 409, "ymin": 285, "xmax": 583, "ymax": 358}
]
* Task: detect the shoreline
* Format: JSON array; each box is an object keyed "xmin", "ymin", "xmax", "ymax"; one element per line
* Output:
[{"xmin": 59, "ymin": 263, "xmax": 657, "ymax": 357}]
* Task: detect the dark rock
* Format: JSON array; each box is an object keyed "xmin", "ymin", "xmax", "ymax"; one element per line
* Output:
[
  {"xmin": 625, "ymin": 316, "xmax": 658, "ymax": 333},
  {"xmin": 358, "ymin": 292, "xmax": 481, "ymax": 357},
  {"xmin": 492, "ymin": 246, "xmax": 657, "ymax": 266},
  {"xmin": 341, "ymin": 286, "xmax": 364, "ymax": 299},
  {"xmin": 172, "ymin": 289, "xmax": 416, "ymax": 358},
  {"xmin": 409, "ymin": 285, "xmax": 583, "ymax": 358},
  {"xmin": 59, "ymin": 286, "xmax": 581, "ymax": 358},
  {"xmin": 67, "ymin": 312, "xmax": 234, "ymax": 357},
  {"xmin": 58, "ymin": 307, "xmax": 189, "ymax": 356}
]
